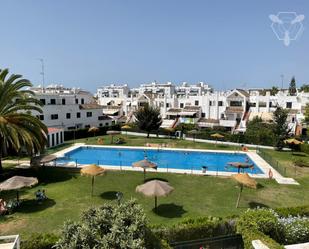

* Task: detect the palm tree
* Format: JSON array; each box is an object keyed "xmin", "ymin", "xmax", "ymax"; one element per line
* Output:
[{"xmin": 0, "ymin": 69, "xmax": 47, "ymax": 172}]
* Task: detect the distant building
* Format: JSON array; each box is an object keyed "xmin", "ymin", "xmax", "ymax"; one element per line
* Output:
[
  {"xmin": 96, "ymin": 81, "xmax": 309, "ymax": 135},
  {"xmin": 30, "ymin": 85, "xmax": 113, "ymax": 131}
]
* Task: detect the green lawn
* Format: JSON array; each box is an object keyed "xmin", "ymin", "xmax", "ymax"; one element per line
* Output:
[{"xmin": 1, "ymin": 135, "xmax": 309, "ymax": 238}]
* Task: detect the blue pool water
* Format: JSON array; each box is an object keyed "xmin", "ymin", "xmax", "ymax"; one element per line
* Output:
[{"xmin": 57, "ymin": 146, "xmax": 263, "ymax": 174}]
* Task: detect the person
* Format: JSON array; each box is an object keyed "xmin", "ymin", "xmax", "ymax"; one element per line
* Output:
[
  {"xmin": 0, "ymin": 199, "xmax": 7, "ymax": 215},
  {"xmin": 268, "ymin": 169, "xmax": 273, "ymax": 179},
  {"xmin": 42, "ymin": 190, "xmax": 47, "ymax": 200},
  {"xmin": 35, "ymin": 189, "xmax": 42, "ymax": 201}
]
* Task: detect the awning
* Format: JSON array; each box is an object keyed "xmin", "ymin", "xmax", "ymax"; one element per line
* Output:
[
  {"xmin": 179, "ymin": 111, "xmax": 197, "ymax": 116},
  {"xmin": 249, "ymin": 112, "xmax": 273, "ymax": 122},
  {"xmin": 103, "ymin": 109, "xmax": 119, "ymax": 115}
]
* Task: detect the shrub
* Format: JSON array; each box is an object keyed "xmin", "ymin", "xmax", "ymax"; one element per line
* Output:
[
  {"xmin": 275, "ymin": 206, "xmax": 309, "ymax": 217},
  {"xmin": 279, "ymin": 216, "xmax": 309, "ymax": 244},
  {"xmin": 237, "ymin": 208, "xmax": 284, "ymax": 248},
  {"xmin": 22, "ymin": 233, "xmax": 59, "ymax": 249},
  {"xmin": 300, "ymin": 143, "xmax": 309, "ymax": 154},
  {"xmin": 152, "ymin": 216, "xmax": 236, "ymax": 243},
  {"xmin": 55, "ymin": 199, "xmax": 151, "ymax": 249}
]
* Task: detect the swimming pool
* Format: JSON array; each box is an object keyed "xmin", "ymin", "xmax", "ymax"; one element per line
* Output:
[{"xmin": 57, "ymin": 146, "xmax": 264, "ymax": 174}]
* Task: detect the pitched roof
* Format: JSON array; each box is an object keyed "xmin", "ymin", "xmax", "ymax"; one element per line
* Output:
[{"xmin": 79, "ymin": 104, "xmax": 103, "ymax": 110}]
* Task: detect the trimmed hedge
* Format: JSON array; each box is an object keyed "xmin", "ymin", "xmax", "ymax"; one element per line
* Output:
[
  {"xmin": 63, "ymin": 124, "xmax": 120, "ymax": 140},
  {"xmin": 21, "ymin": 233, "xmax": 59, "ymax": 249},
  {"xmin": 151, "ymin": 216, "xmax": 236, "ymax": 243},
  {"xmin": 275, "ymin": 205, "xmax": 309, "ymax": 218}
]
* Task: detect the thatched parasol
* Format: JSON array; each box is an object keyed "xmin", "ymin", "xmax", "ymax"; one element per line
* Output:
[
  {"xmin": 133, "ymin": 159, "xmax": 157, "ymax": 181},
  {"xmin": 0, "ymin": 176, "xmax": 38, "ymax": 202},
  {"xmin": 88, "ymin": 127, "xmax": 99, "ymax": 136},
  {"xmin": 121, "ymin": 125, "xmax": 131, "ymax": 136},
  {"xmin": 211, "ymin": 133, "xmax": 224, "ymax": 146},
  {"xmin": 187, "ymin": 129, "xmax": 200, "ymax": 142},
  {"xmin": 164, "ymin": 127, "xmax": 175, "ymax": 138},
  {"xmin": 106, "ymin": 130, "xmax": 121, "ymax": 144},
  {"xmin": 32, "ymin": 154, "xmax": 57, "ymax": 166},
  {"xmin": 284, "ymin": 138, "xmax": 303, "ymax": 145},
  {"xmin": 232, "ymin": 173, "xmax": 257, "ymax": 208},
  {"xmin": 136, "ymin": 180, "xmax": 174, "ymax": 211},
  {"xmin": 81, "ymin": 164, "xmax": 106, "ymax": 196},
  {"xmin": 227, "ymin": 162, "xmax": 254, "ymax": 173}
]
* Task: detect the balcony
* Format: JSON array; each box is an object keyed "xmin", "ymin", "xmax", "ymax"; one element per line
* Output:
[{"xmin": 219, "ymin": 119, "xmax": 236, "ymax": 127}]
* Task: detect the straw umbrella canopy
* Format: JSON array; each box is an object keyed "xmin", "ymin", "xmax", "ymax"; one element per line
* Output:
[
  {"xmin": 136, "ymin": 180, "xmax": 174, "ymax": 211},
  {"xmin": 121, "ymin": 125, "xmax": 131, "ymax": 136},
  {"xmin": 0, "ymin": 176, "xmax": 38, "ymax": 202},
  {"xmin": 32, "ymin": 154, "xmax": 57, "ymax": 167},
  {"xmin": 232, "ymin": 173, "xmax": 257, "ymax": 208},
  {"xmin": 106, "ymin": 130, "xmax": 121, "ymax": 144},
  {"xmin": 284, "ymin": 138, "xmax": 303, "ymax": 145},
  {"xmin": 187, "ymin": 129, "xmax": 200, "ymax": 142},
  {"xmin": 227, "ymin": 162, "xmax": 254, "ymax": 173},
  {"xmin": 81, "ymin": 164, "xmax": 106, "ymax": 196},
  {"xmin": 211, "ymin": 133, "xmax": 224, "ymax": 146},
  {"xmin": 88, "ymin": 127, "xmax": 99, "ymax": 137},
  {"xmin": 132, "ymin": 159, "xmax": 157, "ymax": 181}
]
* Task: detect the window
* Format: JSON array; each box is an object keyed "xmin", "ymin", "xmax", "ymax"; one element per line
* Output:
[
  {"xmin": 60, "ymin": 132, "xmax": 63, "ymax": 143},
  {"xmin": 218, "ymin": 101, "xmax": 223, "ymax": 106},
  {"xmin": 39, "ymin": 115, "xmax": 44, "ymax": 120},
  {"xmin": 180, "ymin": 103, "xmax": 184, "ymax": 108},
  {"xmin": 50, "ymin": 99, "xmax": 56, "ymax": 105},
  {"xmin": 75, "ymin": 98, "xmax": 78, "ymax": 104},
  {"xmin": 249, "ymin": 102, "xmax": 256, "ymax": 107},
  {"xmin": 66, "ymin": 113, "xmax": 71, "ymax": 119},
  {"xmin": 166, "ymin": 103, "xmax": 169, "ymax": 108},
  {"xmin": 81, "ymin": 98, "xmax": 84, "ymax": 104},
  {"xmin": 195, "ymin": 100, "xmax": 199, "ymax": 106},
  {"xmin": 201, "ymin": 112, "xmax": 205, "ymax": 117},
  {"xmin": 286, "ymin": 102, "xmax": 292, "ymax": 108},
  {"xmin": 209, "ymin": 101, "xmax": 212, "ymax": 106},
  {"xmin": 56, "ymin": 133, "xmax": 59, "ymax": 145},
  {"xmin": 62, "ymin": 98, "xmax": 66, "ymax": 105},
  {"xmin": 85, "ymin": 125, "xmax": 90, "ymax": 128},
  {"xmin": 76, "ymin": 112, "xmax": 81, "ymax": 118},
  {"xmin": 230, "ymin": 101, "xmax": 242, "ymax": 107},
  {"xmin": 86, "ymin": 112, "xmax": 92, "ymax": 117},
  {"xmin": 99, "ymin": 123, "xmax": 103, "ymax": 127},
  {"xmin": 51, "ymin": 114, "xmax": 58, "ymax": 120},
  {"xmin": 105, "ymin": 122, "xmax": 109, "ymax": 126},
  {"xmin": 259, "ymin": 102, "xmax": 267, "ymax": 107},
  {"xmin": 40, "ymin": 99, "xmax": 46, "ymax": 105}
]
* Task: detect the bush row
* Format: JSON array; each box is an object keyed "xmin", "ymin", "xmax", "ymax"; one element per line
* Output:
[
  {"xmin": 63, "ymin": 124, "xmax": 120, "ymax": 141},
  {"xmin": 151, "ymin": 216, "xmax": 236, "ymax": 243}
]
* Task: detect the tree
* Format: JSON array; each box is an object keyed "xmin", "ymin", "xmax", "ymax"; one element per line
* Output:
[
  {"xmin": 135, "ymin": 104, "xmax": 162, "ymax": 138},
  {"xmin": 245, "ymin": 117, "xmax": 275, "ymax": 146},
  {"xmin": 270, "ymin": 86, "xmax": 279, "ymax": 96},
  {"xmin": 300, "ymin": 84, "xmax": 309, "ymax": 93},
  {"xmin": 55, "ymin": 200, "xmax": 150, "ymax": 249},
  {"xmin": 0, "ymin": 68, "xmax": 47, "ymax": 172},
  {"xmin": 273, "ymin": 107, "xmax": 289, "ymax": 150},
  {"xmin": 289, "ymin": 77, "xmax": 297, "ymax": 96}
]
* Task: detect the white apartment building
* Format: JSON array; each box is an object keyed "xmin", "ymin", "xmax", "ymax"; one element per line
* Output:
[
  {"xmin": 31, "ymin": 85, "xmax": 113, "ymax": 131},
  {"xmin": 96, "ymin": 82, "xmax": 308, "ymax": 135}
]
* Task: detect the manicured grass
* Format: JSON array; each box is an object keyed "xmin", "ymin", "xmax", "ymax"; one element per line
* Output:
[
  {"xmin": 1, "ymin": 167, "xmax": 309, "ymax": 238},
  {"xmin": 1, "ymin": 135, "xmax": 309, "ymax": 238}
]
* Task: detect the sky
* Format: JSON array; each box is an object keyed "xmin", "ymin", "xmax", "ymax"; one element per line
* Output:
[{"xmin": 0, "ymin": 0, "xmax": 308, "ymax": 93}]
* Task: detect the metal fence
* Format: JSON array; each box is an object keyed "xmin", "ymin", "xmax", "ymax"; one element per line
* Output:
[
  {"xmin": 170, "ymin": 234, "xmax": 244, "ymax": 249},
  {"xmin": 256, "ymin": 149, "xmax": 288, "ymax": 177}
]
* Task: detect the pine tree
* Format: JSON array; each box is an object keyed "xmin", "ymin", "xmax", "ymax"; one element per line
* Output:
[{"xmin": 289, "ymin": 77, "xmax": 297, "ymax": 96}]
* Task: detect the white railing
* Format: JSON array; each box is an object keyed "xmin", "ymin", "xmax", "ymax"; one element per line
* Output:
[
  {"xmin": 219, "ymin": 119, "xmax": 236, "ymax": 127},
  {"xmin": 0, "ymin": 235, "xmax": 20, "ymax": 249}
]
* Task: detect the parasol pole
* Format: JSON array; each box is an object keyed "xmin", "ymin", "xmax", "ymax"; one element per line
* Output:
[
  {"xmin": 155, "ymin": 196, "xmax": 157, "ymax": 212},
  {"xmin": 91, "ymin": 176, "xmax": 95, "ymax": 197},
  {"xmin": 236, "ymin": 184, "xmax": 243, "ymax": 208}
]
